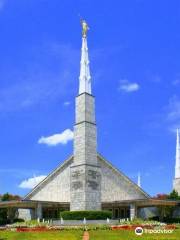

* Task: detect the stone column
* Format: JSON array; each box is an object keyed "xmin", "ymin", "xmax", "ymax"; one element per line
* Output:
[
  {"xmin": 36, "ymin": 203, "xmax": 42, "ymax": 220},
  {"xmin": 70, "ymin": 32, "xmax": 101, "ymax": 211},
  {"xmin": 130, "ymin": 203, "xmax": 137, "ymax": 221},
  {"xmin": 173, "ymin": 129, "xmax": 180, "ymax": 195},
  {"xmin": 70, "ymin": 93, "xmax": 101, "ymax": 211},
  {"xmin": 18, "ymin": 209, "xmax": 35, "ymax": 221}
]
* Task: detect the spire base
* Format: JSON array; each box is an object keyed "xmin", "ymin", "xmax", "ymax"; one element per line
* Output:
[{"xmin": 173, "ymin": 178, "xmax": 180, "ymax": 195}]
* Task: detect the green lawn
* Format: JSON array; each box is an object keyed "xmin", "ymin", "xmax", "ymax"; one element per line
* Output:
[
  {"xmin": 89, "ymin": 229, "xmax": 180, "ymax": 240},
  {"xmin": 0, "ymin": 230, "xmax": 83, "ymax": 240},
  {"xmin": 0, "ymin": 229, "xmax": 180, "ymax": 240}
]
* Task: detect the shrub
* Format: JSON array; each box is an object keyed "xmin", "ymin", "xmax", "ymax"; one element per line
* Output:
[
  {"xmin": 0, "ymin": 218, "xmax": 5, "ymax": 225},
  {"xmin": 13, "ymin": 218, "xmax": 25, "ymax": 223},
  {"xmin": 163, "ymin": 217, "xmax": 180, "ymax": 223},
  {"xmin": 0, "ymin": 209, "xmax": 7, "ymax": 225},
  {"xmin": 149, "ymin": 216, "xmax": 159, "ymax": 221},
  {"xmin": 60, "ymin": 210, "xmax": 112, "ymax": 220}
]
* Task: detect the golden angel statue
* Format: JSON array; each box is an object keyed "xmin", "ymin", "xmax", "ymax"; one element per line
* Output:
[{"xmin": 81, "ymin": 20, "xmax": 89, "ymax": 37}]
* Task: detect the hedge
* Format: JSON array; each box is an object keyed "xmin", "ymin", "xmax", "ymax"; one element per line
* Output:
[
  {"xmin": 149, "ymin": 216, "xmax": 180, "ymax": 223},
  {"xmin": 163, "ymin": 217, "xmax": 180, "ymax": 223},
  {"xmin": 0, "ymin": 218, "xmax": 5, "ymax": 225},
  {"xmin": 60, "ymin": 210, "xmax": 112, "ymax": 220},
  {"xmin": 13, "ymin": 218, "xmax": 25, "ymax": 223}
]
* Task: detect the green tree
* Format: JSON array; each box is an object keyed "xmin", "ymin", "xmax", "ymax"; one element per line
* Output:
[
  {"xmin": 0, "ymin": 193, "xmax": 21, "ymax": 225},
  {"xmin": 153, "ymin": 190, "xmax": 180, "ymax": 221},
  {"xmin": 168, "ymin": 190, "xmax": 180, "ymax": 200},
  {"xmin": 1, "ymin": 193, "xmax": 21, "ymax": 201}
]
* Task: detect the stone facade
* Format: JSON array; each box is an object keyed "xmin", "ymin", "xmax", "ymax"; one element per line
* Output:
[
  {"xmin": 98, "ymin": 155, "xmax": 149, "ymax": 201},
  {"xmin": 75, "ymin": 93, "xmax": 95, "ymax": 124},
  {"xmin": 173, "ymin": 178, "xmax": 180, "ymax": 195},
  {"xmin": 73, "ymin": 93, "xmax": 97, "ymax": 166},
  {"xmin": 25, "ymin": 154, "xmax": 148, "ymax": 207},
  {"xmin": 70, "ymin": 164, "xmax": 101, "ymax": 210},
  {"xmin": 25, "ymin": 157, "xmax": 73, "ymax": 202},
  {"xmin": 70, "ymin": 92, "xmax": 101, "ymax": 210},
  {"xmin": 173, "ymin": 130, "xmax": 180, "ymax": 194},
  {"xmin": 73, "ymin": 122, "xmax": 97, "ymax": 166},
  {"xmin": 18, "ymin": 209, "xmax": 35, "ymax": 221}
]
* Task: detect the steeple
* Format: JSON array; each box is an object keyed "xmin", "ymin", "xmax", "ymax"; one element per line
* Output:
[
  {"xmin": 70, "ymin": 21, "xmax": 101, "ymax": 211},
  {"xmin": 79, "ymin": 37, "xmax": 91, "ymax": 94},
  {"xmin": 79, "ymin": 20, "xmax": 91, "ymax": 94},
  {"xmin": 138, "ymin": 172, "xmax": 141, "ymax": 187},
  {"xmin": 175, "ymin": 129, "xmax": 180, "ymax": 178}
]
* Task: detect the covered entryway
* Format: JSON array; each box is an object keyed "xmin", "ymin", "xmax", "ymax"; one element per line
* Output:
[
  {"xmin": 102, "ymin": 199, "xmax": 180, "ymax": 220},
  {"xmin": 0, "ymin": 200, "xmax": 70, "ymax": 222}
]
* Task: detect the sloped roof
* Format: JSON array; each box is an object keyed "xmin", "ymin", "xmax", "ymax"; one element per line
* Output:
[
  {"xmin": 24, "ymin": 155, "xmax": 73, "ymax": 200},
  {"xmin": 98, "ymin": 153, "xmax": 150, "ymax": 199},
  {"xmin": 24, "ymin": 153, "xmax": 150, "ymax": 201}
]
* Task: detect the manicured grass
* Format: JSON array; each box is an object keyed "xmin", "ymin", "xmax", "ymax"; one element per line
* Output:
[
  {"xmin": 1, "ymin": 229, "xmax": 180, "ymax": 240},
  {"xmin": 0, "ymin": 230, "xmax": 83, "ymax": 240},
  {"xmin": 89, "ymin": 229, "xmax": 180, "ymax": 240}
]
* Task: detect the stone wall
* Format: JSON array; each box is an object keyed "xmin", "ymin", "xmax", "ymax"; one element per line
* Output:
[
  {"xmin": 25, "ymin": 154, "xmax": 149, "ymax": 206},
  {"xmin": 70, "ymin": 164, "xmax": 101, "ymax": 210},
  {"xmin": 75, "ymin": 93, "xmax": 95, "ymax": 124},
  {"xmin": 18, "ymin": 209, "xmax": 35, "ymax": 221},
  {"xmin": 28, "ymin": 160, "xmax": 72, "ymax": 202},
  {"xmin": 98, "ymin": 156, "xmax": 148, "ymax": 201},
  {"xmin": 74, "ymin": 93, "xmax": 97, "ymax": 166},
  {"xmin": 173, "ymin": 178, "xmax": 180, "ymax": 195},
  {"xmin": 74, "ymin": 122, "xmax": 97, "ymax": 166},
  {"xmin": 71, "ymin": 92, "xmax": 101, "ymax": 210}
]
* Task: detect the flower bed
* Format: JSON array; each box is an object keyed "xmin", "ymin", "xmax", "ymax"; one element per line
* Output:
[
  {"xmin": 111, "ymin": 225, "xmax": 142, "ymax": 230},
  {"xmin": 16, "ymin": 226, "xmax": 48, "ymax": 232},
  {"xmin": 164, "ymin": 225, "xmax": 176, "ymax": 230},
  {"xmin": 0, "ymin": 227, "xmax": 7, "ymax": 231},
  {"xmin": 111, "ymin": 224, "xmax": 176, "ymax": 231}
]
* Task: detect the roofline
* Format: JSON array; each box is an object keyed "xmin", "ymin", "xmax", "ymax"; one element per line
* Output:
[
  {"xmin": 2, "ymin": 198, "xmax": 178, "ymax": 206},
  {"xmin": 97, "ymin": 153, "xmax": 151, "ymax": 199},
  {"xmin": 1, "ymin": 198, "xmax": 179, "ymax": 209},
  {"xmin": 0, "ymin": 200, "xmax": 70, "ymax": 209},
  {"xmin": 0, "ymin": 200, "xmax": 70, "ymax": 205},
  {"xmin": 24, "ymin": 153, "xmax": 150, "ymax": 201},
  {"xmin": 24, "ymin": 155, "xmax": 73, "ymax": 200},
  {"xmin": 102, "ymin": 198, "xmax": 180, "ymax": 204},
  {"xmin": 102, "ymin": 198, "xmax": 180, "ymax": 207}
]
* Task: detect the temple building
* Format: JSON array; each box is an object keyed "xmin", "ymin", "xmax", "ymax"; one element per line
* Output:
[
  {"xmin": 0, "ymin": 22, "xmax": 180, "ymax": 221},
  {"xmin": 173, "ymin": 129, "xmax": 180, "ymax": 195}
]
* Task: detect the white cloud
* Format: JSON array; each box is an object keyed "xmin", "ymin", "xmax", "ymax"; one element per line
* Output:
[
  {"xmin": 19, "ymin": 175, "xmax": 46, "ymax": 189},
  {"xmin": 63, "ymin": 101, "xmax": 71, "ymax": 106},
  {"xmin": 119, "ymin": 80, "xmax": 140, "ymax": 92},
  {"xmin": 38, "ymin": 129, "xmax": 74, "ymax": 146}
]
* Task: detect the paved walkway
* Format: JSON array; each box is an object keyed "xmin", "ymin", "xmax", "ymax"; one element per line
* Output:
[{"xmin": 83, "ymin": 231, "xmax": 89, "ymax": 240}]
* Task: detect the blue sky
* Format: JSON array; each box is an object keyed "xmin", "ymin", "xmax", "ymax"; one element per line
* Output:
[{"xmin": 0, "ymin": 0, "xmax": 180, "ymax": 197}]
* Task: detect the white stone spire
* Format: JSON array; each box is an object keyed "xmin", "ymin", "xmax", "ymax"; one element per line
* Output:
[
  {"xmin": 175, "ymin": 129, "xmax": 180, "ymax": 178},
  {"xmin": 79, "ymin": 36, "xmax": 91, "ymax": 94},
  {"xmin": 138, "ymin": 172, "xmax": 141, "ymax": 187},
  {"xmin": 70, "ymin": 21, "xmax": 101, "ymax": 211}
]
